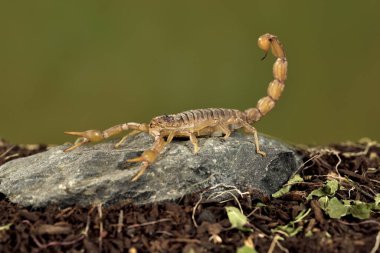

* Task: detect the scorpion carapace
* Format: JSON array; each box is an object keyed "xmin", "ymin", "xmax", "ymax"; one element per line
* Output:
[{"xmin": 65, "ymin": 33, "xmax": 287, "ymax": 181}]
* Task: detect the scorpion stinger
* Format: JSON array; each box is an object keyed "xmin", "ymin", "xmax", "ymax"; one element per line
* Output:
[{"xmin": 65, "ymin": 33, "xmax": 288, "ymax": 181}]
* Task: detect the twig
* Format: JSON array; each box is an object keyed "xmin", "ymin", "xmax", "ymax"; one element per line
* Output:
[
  {"xmin": 294, "ymin": 153, "xmax": 321, "ymax": 174},
  {"xmin": 155, "ymin": 230, "xmax": 173, "ymax": 236},
  {"xmin": 167, "ymin": 238, "xmax": 201, "ymax": 244},
  {"xmin": 83, "ymin": 215, "xmax": 90, "ymax": 237},
  {"xmin": 361, "ymin": 184, "xmax": 378, "ymax": 197},
  {"xmin": 31, "ymin": 234, "xmax": 44, "ymax": 248},
  {"xmin": 332, "ymin": 150, "xmax": 342, "ymax": 179},
  {"xmin": 337, "ymin": 219, "xmax": 380, "ymax": 227},
  {"xmin": 126, "ymin": 218, "xmax": 171, "ymax": 229},
  {"xmin": 249, "ymin": 212, "xmax": 273, "ymax": 222},
  {"xmin": 55, "ymin": 207, "xmax": 76, "ymax": 219},
  {"xmin": 177, "ymin": 173, "xmax": 217, "ymax": 204},
  {"xmin": 276, "ymin": 239, "xmax": 289, "ymax": 253},
  {"xmin": 268, "ymin": 234, "xmax": 288, "ymax": 253},
  {"xmin": 192, "ymin": 184, "xmax": 249, "ymax": 227},
  {"xmin": 189, "ymin": 173, "xmax": 217, "ymax": 189},
  {"xmin": 314, "ymin": 148, "xmax": 342, "ymax": 179},
  {"xmin": 209, "ymin": 190, "xmax": 244, "ymax": 213},
  {"xmin": 25, "ymin": 218, "xmax": 85, "ymax": 250},
  {"xmin": 370, "ymin": 230, "xmax": 380, "ymax": 253},
  {"xmin": 339, "ymin": 168, "xmax": 369, "ymax": 183},
  {"xmin": 207, "ymin": 184, "xmax": 249, "ymax": 214},
  {"xmin": 192, "ymin": 194, "xmax": 203, "ymax": 228},
  {"xmin": 350, "ymin": 182, "xmax": 375, "ymax": 200},
  {"xmin": 97, "ymin": 204, "xmax": 103, "ymax": 252},
  {"xmin": 267, "ymin": 234, "xmax": 278, "ymax": 253},
  {"xmin": 208, "ymin": 184, "xmax": 250, "ymax": 199},
  {"xmin": 32, "ymin": 234, "xmax": 85, "ymax": 249},
  {"xmin": 0, "ymin": 145, "xmax": 15, "ymax": 158},
  {"xmin": 117, "ymin": 210, "xmax": 124, "ymax": 234},
  {"xmin": 342, "ymin": 140, "xmax": 377, "ymax": 158},
  {"xmin": 370, "ymin": 179, "xmax": 380, "ymax": 185},
  {"xmin": 246, "ymin": 207, "xmax": 260, "ymax": 218},
  {"xmin": 4, "ymin": 153, "xmax": 19, "ymax": 161}
]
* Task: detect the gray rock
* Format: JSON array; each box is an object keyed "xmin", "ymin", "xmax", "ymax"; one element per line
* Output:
[{"xmin": 0, "ymin": 133, "xmax": 300, "ymax": 207}]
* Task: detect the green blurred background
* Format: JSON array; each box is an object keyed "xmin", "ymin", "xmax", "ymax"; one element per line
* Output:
[{"xmin": 1, "ymin": 1, "xmax": 379, "ymax": 145}]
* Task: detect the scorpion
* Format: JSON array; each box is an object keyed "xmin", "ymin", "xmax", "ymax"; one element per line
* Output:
[{"xmin": 64, "ymin": 33, "xmax": 287, "ymax": 181}]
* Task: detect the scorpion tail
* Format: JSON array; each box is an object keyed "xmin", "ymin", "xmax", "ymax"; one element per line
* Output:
[{"xmin": 245, "ymin": 33, "xmax": 288, "ymax": 124}]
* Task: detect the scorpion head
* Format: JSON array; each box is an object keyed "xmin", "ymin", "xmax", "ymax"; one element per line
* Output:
[{"xmin": 149, "ymin": 115, "xmax": 176, "ymax": 135}]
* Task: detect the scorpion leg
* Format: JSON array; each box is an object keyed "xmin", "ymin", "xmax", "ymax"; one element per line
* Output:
[
  {"xmin": 115, "ymin": 130, "xmax": 140, "ymax": 148},
  {"xmin": 189, "ymin": 133, "xmax": 200, "ymax": 154},
  {"xmin": 64, "ymin": 122, "xmax": 148, "ymax": 152},
  {"xmin": 217, "ymin": 124, "xmax": 231, "ymax": 140},
  {"xmin": 127, "ymin": 136, "xmax": 166, "ymax": 181},
  {"xmin": 240, "ymin": 121, "xmax": 266, "ymax": 157},
  {"xmin": 166, "ymin": 131, "xmax": 176, "ymax": 144}
]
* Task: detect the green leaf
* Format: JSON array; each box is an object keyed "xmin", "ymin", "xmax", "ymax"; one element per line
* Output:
[
  {"xmin": 236, "ymin": 245, "xmax": 257, "ymax": 253},
  {"xmin": 288, "ymin": 174, "xmax": 304, "ymax": 184},
  {"xmin": 307, "ymin": 189, "xmax": 325, "ymax": 200},
  {"xmin": 375, "ymin": 194, "xmax": 380, "ymax": 207},
  {"xmin": 236, "ymin": 237, "xmax": 257, "ymax": 253},
  {"xmin": 255, "ymin": 202, "xmax": 267, "ymax": 208},
  {"xmin": 342, "ymin": 199, "xmax": 352, "ymax": 206},
  {"xmin": 307, "ymin": 179, "xmax": 339, "ymax": 200},
  {"xmin": 225, "ymin": 206, "xmax": 252, "ymax": 232},
  {"xmin": 273, "ymin": 224, "xmax": 303, "ymax": 237},
  {"xmin": 321, "ymin": 197, "xmax": 374, "ymax": 219},
  {"xmin": 348, "ymin": 201, "xmax": 372, "ymax": 219},
  {"xmin": 272, "ymin": 174, "xmax": 303, "ymax": 198},
  {"xmin": 318, "ymin": 196, "xmax": 329, "ymax": 210},
  {"xmin": 294, "ymin": 208, "xmax": 311, "ymax": 223},
  {"xmin": 325, "ymin": 179, "xmax": 339, "ymax": 194},
  {"xmin": 271, "ymin": 209, "xmax": 311, "ymax": 237},
  {"xmin": 305, "ymin": 230, "xmax": 313, "ymax": 237},
  {"xmin": 325, "ymin": 197, "xmax": 348, "ymax": 219}
]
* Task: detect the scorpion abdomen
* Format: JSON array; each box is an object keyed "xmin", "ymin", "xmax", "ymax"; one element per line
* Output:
[{"xmin": 154, "ymin": 108, "xmax": 245, "ymax": 129}]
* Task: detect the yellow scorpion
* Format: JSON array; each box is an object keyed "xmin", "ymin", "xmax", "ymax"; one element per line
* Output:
[{"xmin": 65, "ymin": 33, "xmax": 287, "ymax": 181}]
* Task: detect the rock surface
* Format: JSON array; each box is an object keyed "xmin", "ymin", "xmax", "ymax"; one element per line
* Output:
[{"xmin": 0, "ymin": 133, "xmax": 300, "ymax": 207}]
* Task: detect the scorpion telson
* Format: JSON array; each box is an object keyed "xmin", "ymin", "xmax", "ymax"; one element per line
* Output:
[{"xmin": 64, "ymin": 33, "xmax": 287, "ymax": 181}]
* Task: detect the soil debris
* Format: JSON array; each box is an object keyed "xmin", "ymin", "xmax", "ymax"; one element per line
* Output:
[{"xmin": 0, "ymin": 138, "xmax": 379, "ymax": 252}]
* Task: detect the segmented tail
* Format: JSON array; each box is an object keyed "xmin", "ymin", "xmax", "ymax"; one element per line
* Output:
[{"xmin": 245, "ymin": 33, "xmax": 287, "ymax": 124}]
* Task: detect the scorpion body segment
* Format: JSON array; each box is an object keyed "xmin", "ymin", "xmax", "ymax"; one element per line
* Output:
[
  {"xmin": 64, "ymin": 33, "xmax": 288, "ymax": 181},
  {"xmin": 150, "ymin": 108, "xmax": 246, "ymax": 134}
]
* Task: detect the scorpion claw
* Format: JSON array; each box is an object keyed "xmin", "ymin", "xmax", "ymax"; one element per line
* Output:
[
  {"xmin": 130, "ymin": 163, "xmax": 149, "ymax": 182},
  {"xmin": 64, "ymin": 130, "xmax": 104, "ymax": 152},
  {"xmin": 127, "ymin": 150, "xmax": 158, "ymax": 181},
  {"xmin": 64, "ymin": 130, "xmax": 104, "ymax": 142},
  {"xmin": 127, "ymin": 156, "xmax": 145, "ymax": 163},
  {"xmin": 127, "ymin": 150, "xmax": 158, "ymax": 164},
  {"xmin": 64, "ymin": 139, "xmax": 89, "ymax": 152}
]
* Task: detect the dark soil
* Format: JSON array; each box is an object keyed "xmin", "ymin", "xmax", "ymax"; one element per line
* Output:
[{"xmin": 0, "ymin": 138, "xmax": 379, "ymax": 253}]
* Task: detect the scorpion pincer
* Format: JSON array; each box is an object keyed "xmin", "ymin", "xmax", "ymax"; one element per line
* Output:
[{"xmin": 64, "ymin": 33, "xmax": 288, "ymax": 181}]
